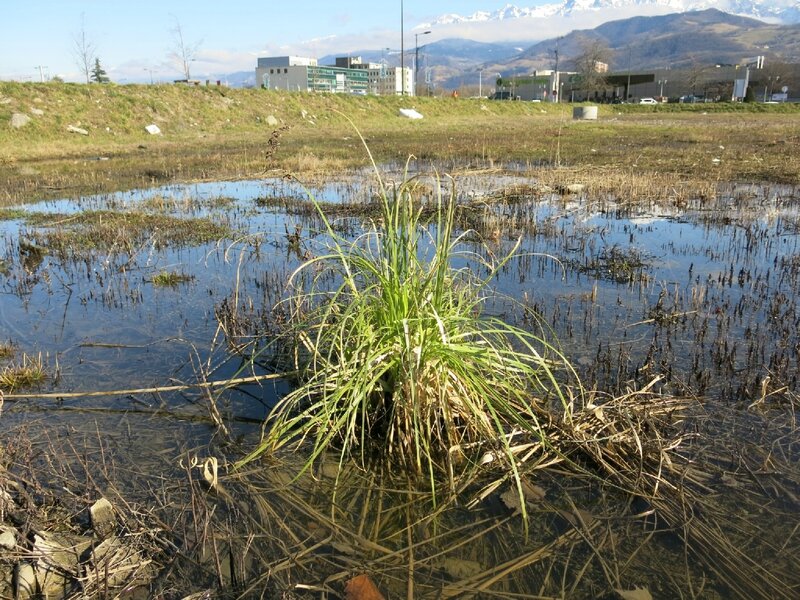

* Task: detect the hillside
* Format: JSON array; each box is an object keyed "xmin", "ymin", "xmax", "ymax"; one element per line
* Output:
[
  {"xmin": 0, "ymin": 81, "xmax": 554, "ymax": 159},
  {"xmin": 0, "ymin": 80, "xmax": 571, "ymax": 200},
  {"xmin": 1, "ymin": 80, "xmax": 799, "ymax": 205},
  {"xmin": 504, "ymin": 9, "xmax": 800, "ymax": 72}
]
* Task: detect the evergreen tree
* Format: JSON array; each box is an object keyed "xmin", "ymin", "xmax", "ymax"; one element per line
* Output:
[{"xmin": 91, "ymin": 58, "xmax": 110, "ymax": 84}]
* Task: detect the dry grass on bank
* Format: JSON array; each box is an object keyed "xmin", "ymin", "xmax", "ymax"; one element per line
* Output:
[{"xmin": 1, "ymin": 82, "xmax": 800, "ymax": 205}]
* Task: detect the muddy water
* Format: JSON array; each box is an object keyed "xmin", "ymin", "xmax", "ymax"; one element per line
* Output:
[{"xmin": 1, "ymin": 171, "xmax": 798, "ymax": 597}]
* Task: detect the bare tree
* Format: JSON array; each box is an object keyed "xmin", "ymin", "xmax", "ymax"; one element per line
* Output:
[
  {"xmin": 678, "ymin": 55, "xmax": 712, "ymax": 102},
  {"xmin": 681, "ymin": 56, "xmax": 710, "ymax": 99},
  {"xmin": 72, "ymin": 14, "xmax": 96, "ymax": 84},
  {"xmin": 572, "ymin": 39, "xmax": 611, "ymax": 100},
  {"xmin": 170, "ymin": 16, "xmax": 202, "ymax": 81}
]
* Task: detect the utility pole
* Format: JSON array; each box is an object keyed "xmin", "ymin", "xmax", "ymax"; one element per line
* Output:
[
  {"xmin": 400, "ymin": 0, "xmax": 405, "ymax": 95},
  {"xmin": 34, "ymin": 66, "xmax": 48, "ymax": 83},
  {"xmin": 626, "ymin": 46, "xmax": 632, "ymax": 102}
]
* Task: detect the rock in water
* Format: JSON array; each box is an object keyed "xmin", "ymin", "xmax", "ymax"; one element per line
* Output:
[{"xmin": 90, "ymin": 498, "xmax": 116, "ymax": 538}]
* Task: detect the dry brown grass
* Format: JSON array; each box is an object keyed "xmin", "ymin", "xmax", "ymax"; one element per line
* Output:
[
  {"xmin": 164, "ymin": 383, "xmax": 799, "ymax": 599},
  {"xmin": 0, "ymin": 352, "xmax": 46, "ymax": 392},
  {"xmin": 1, "ymin": 82, "xmax": 799, "ymax": 205},
  {"xmin": 532, "ymin": 165, "xmax": 721, "ymax": 206}
]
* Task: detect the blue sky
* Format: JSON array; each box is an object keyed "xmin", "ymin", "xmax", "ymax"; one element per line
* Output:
[{"xmin": 2, "ymin": 1, "xmax": 554, "ymax": 82}]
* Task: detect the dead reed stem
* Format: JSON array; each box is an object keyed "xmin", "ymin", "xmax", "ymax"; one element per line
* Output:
[{"xmin": 1, "ymin": 371, "xmax": 291, "ymax": 400}]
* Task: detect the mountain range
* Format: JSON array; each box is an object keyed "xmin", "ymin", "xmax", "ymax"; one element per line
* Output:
[
  {"xmin": 509, "ymin": 8, "xmax": 800, "ymax": 70},
  {"xmin": 334, "ymin": 3, "xmax": 800, "ymax": 90},
  {"xmin": 422, "ymin": 8, "xmax": 800, "ymax": 89},
  {"xmin": 423, "ymin": 1, "xmax": 800, "ymax": 28},
  {"xmin": 231, "ymin": 4, "xmax": 800, "ymax": 89}
]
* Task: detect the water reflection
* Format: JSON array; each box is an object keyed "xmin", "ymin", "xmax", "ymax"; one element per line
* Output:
[{"xmin": 0, "ymin": 172, "xmax": 798, "ymax": 596}]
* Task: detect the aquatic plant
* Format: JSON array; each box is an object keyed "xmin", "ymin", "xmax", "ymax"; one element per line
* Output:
[
  {"xmin": 0, "ymin": 352, "xmax": 46, "ymax": 392},
  {"xmin": 241, "ymin": 134, "xmax": 577, "ymax": 506},
  {"xmin": 150, "ymin": 270, "xmax": 193, "ymax": 287},
  {"xmin": 0, "ymin": 341, "xmax": 14, "ymax": 360}
]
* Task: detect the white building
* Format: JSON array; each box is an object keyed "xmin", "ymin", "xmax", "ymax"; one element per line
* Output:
[
  {"xmin": 256, "ymin": 56, "xmax": 413, "ymax": 95},
  {"xmin": 371, "ymin": 66, "xmax": 414, "ymax": 96}
]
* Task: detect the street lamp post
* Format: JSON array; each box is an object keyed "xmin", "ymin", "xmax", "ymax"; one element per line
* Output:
[
  {"xmin": 415, "ymin": 30, "xmax": 431, "ymax": 96},
  {"xmin": 478, "ymin": 69, "xmax": 483, "ymax": 98},
  {"xmin": 764, "ymin": 75, "xmax": 780, "ymax": 102},
  {"xmin": 553, "ymin": 36, "xmax": 562, "ymax": 102},
  {"xmin": 659, "ymin": 78, "xmax": 667, "ymax": 99}
]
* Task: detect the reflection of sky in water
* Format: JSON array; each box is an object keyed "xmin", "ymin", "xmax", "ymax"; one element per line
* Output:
[
  {"xmin": 1, "ymin": 175, "xmax": 797, "ymax": 599},
  {"xmin": 1, "ymin": 175, "xmax": 799, "ymax": 416},
  {"xmin": 18, "ymin": 176, "xmax": 383, "ymax": 217}
]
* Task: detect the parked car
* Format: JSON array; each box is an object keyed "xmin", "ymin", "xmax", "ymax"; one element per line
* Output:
[{"xmin": 639, "ymin": 97, "xmax": 658, "ymax": 105}]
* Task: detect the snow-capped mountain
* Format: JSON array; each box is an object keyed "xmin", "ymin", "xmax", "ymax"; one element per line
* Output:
[
  {"xmin": 423, "ymin": 1, "xmax": 800, "ymax": 27},
  {"xmin": 419, "ymin": 7, "xmax": 800, "ymax": 90}
]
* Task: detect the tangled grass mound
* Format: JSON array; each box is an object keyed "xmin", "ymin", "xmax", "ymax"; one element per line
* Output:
[{"xmin": 240, "ymin": 147, "xmax": 577, "ymax": 508}]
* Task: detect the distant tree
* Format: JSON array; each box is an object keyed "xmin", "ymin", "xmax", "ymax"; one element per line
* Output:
[
  {"xmin": 572, "ymin": 39, "xmax": 611, "ymax": 100},
  {"xmin": 169, "ymin": 16, "xmax": 202, "ymax": 80},
  {"xmin": 91, "ymin": 58, "xmax": 110, "ymax": 84},
  {"xmin": 72, "ymin": 14, "xmax": 96, "ymax": 84},
  {"xmin": 684, "ymin": 57, "xmax": 709, "ymax": 98},
  {"xmin": 50, "ymin": 75, "xmax": 65, "ymax": 84}
]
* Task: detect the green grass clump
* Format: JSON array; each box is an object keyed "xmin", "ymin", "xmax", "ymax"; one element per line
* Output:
[
  {"xmin": 150, "ymin": 270, "xmax": 193, "ymax": 287},
  {"xmin": 242, "ymin": 139, "xmax": 576, "ymax": 504},
  {"xmin": 0, "ymin": 208, "xmax": 27, "ymax": 221},
  {"xmin": 26, "ymin": 210, "xmax": 231, "ymax": 254},
  {"xmin": 0, "ymin": 352, "xmax": 46, "ymax": 392}
]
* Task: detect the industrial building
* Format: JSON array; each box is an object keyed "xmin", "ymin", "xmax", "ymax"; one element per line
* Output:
[{"xmin": 256, "ymin": 56, "xmax": 413, "ymax": 95}]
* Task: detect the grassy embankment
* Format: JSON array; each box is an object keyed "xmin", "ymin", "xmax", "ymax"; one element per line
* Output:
[{"xmin": 1, "ymin": 81, "xmax": 800, "ymax": 205}]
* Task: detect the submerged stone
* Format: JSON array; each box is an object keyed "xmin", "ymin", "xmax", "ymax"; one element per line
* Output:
[
  {"xmin": 87, "ymin": 537, "xmax": 155, "ymax": 589},
  {"xmin": 0, "ymin": 528, "xmax": 14, "ymax": 550},
  {"xmin": 15, "ymin": 563, "xmax": 37, "ymax": 600},
  {"xmin": 90, "ymin": 497, "xmax": 116, "ymax": 538}
]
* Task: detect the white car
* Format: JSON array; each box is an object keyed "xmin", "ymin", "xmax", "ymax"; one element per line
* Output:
[{"xmin": 639, "ymin": 97, "xmax": 658, "ymax": 105}]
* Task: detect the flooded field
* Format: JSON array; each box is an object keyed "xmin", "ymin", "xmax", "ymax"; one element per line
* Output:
[{"xmin": 1, "ymin": 167, "xmax": 799, "ymax": 598}]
